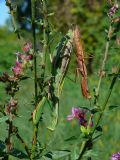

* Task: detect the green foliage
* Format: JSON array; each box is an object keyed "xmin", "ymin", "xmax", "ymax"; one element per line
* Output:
[{"xmin": 0, "ymin": 0, "xmax": 120, "ymax": 160}]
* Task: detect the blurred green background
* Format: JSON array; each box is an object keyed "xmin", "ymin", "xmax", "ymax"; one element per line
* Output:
[{"xmin": 0, "ymin": 0, "xmax": 120, "ymax": 159}]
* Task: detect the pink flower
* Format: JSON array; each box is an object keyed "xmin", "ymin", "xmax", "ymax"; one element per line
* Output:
[
  {"xmin": 12, "ymin": 61, "xmax": 23, "ymax": 77},
  {"xmin": 108, "ymin": 3, "xmax": 119, "ymax": 17},
  {"xmin": 111, "ymin": 152, "xmax": 120, "ymax": 160},
  {"xmin": 27, "ymin": 54, "xmax": 33, "ymax": 60},
  {"xmin": 16, "ymin": 52, "xmax": 33, "ymax": 62},
  {"xmin": 22, "ymin": 42, "xmax": 32, "ymax": 53},
  {"xmin": 67, "ymin": 107, "xmax": 87, "ymax": 127}
]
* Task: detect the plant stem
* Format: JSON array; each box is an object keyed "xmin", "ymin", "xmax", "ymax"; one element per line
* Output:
[
  {"xmin": 77, "ymin": 24, "xmax": 117, "ymax": 160},
  {"xmin": 31, "ymin": 0, "xmax": 39, "ymax": 159},
  {"xmin": 77, "ymin": 71, "xmax": 119, "ymax": 160},
  {"xmin": 16, "ymin": 132, "xmax": 30, "ymax": 157},
  {"xmin": 6, "ymin": 119, "xmax": 13, "ymax": 153},
  {"xmin": 92, "ymin": 72, "xmax": 118, "ymax": 135},
  {"xmin": 31, "ymin": 0, "xmax": 38, "ymax": 104},
  {"xmin": 41, "ymin": 0, "xmax": 48, "ymax": 83},
  {"xmin": 95, "ymin": 25, "xmax": 112, "ymax": 104},
  {"xmin": 77, "ymin": 141, "xmax": 88, "ymax": 160}
]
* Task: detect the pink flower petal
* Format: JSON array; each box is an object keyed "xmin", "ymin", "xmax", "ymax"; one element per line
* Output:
[{"xmin": 67, "ymin": 115, "xmax": 74, "ymax": 121}]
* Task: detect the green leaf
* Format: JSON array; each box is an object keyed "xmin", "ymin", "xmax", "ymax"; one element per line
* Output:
[
  {"xmin": 47, "ymin": 102, "xmax": 59, "ymax": 131},
  {"xmin": 90, "ymin": 106, "xmax": 101, "ymax": 114},
  {"xmin": 51, "ymin": 150, "xmax": 71, "ymax": 159},
  {"xmin": 33, "ymin": 97, "xmax": 46, "ymax": 125},
  {"xmin": 64, "ymin": 136, "xmax": 77, "ymax": 142},
  {"xmin": 109, "ymin": 105, "xmax": 120, "ymax": 110},
  {"xmin": 83, "ymin": 150, "xmax": 98, "ymax": 158},
  {"xmin": 0, "ymin": 140, "xmax": 5, "ymax": 151},
  {"xmin": 96, "ymin": 126, "xmax": 103, "ymax": 132},
  {"xmin": 80, "ymin": 126, "xmax": 87, "ymax": 134},
  {"xmin": 0, "ymin": 140, "xmax": 28, "ymax": 159},
  {"xmin": 44, "ymin": 152, "xmax": 53, "ymax": 159},
  {"xmin": 20, "ymin": 76, "xmax": 30, "ymax": 80},
  {"xmin": 9, "ymin": 148, "xmax": 28, "ymax": 159},
  {"xmin": 0, "ymin": 116, "xmax": 9, "ymax": 123},
  {"xmin": 41, "ymin": 156, "xmax": 52, "ymax": 160},
  {"xmin": 92, "ymin": 134, "xmax": 102, "ymax": 142},
  {"xmin": 87, "ymin": 126, "xmax": 91, "ymax": 134}
]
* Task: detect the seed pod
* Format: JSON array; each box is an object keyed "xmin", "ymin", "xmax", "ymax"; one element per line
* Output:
[{"xmin": 33, "ymin": 97, "xmax": 46, "ymax": 125}]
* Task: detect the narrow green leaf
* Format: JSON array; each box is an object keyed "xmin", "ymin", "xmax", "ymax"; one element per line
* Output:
[
  {"xmin": 0, "ymin": 140, "xmax": 28, "ymax": 159},
  {"xmin": 92, "ymin": 134, "xmax": 102, "ymax": 142},
  {"xmin": 80, "ymin": 126, "xmax": 87, "ymax": 134},
  {"xmin": 51, "ymin": 150, "xmax": 71, "ymax": 159},
  {"xmin": 10, "ymin": 148, "xmax": 28, "ymax": 159},
  {"xmin": 33, "ymin": 97, "xmax": 46, "ymax": 125},
  {"xmin": 96, "ymin": 126, "xmax": 103, "ymax": 132},
  {"xmin": 0, "ymin": 140, "xmax": 5, "ymax": 151},
  {"xmin": 109, "ymin": 105, "xmax": 120, "ymax": 110},
  {"xmin": 64, "ymin": 136, "xmax": 77, "ymax": 142},
  {"xmin": 47, "ymin": 102, "xmax": 59, "ymax": 131}
]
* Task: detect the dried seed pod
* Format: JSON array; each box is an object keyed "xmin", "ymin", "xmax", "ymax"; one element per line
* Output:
[{"xmin": 74, "ymin": 25, "xmax": 91, "ymax": 99}]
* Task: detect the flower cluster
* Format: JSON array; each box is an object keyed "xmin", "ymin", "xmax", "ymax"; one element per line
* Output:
[
  {"xmin": 67, "ymin": 107, "xmax": 93, "ymax": 127},
  {"xmin": 12, "ymin": 53, "xmax": 33, "ymax": 77},
  {"xmin": 0, "ymin": 43, "xmax": 33, "ymax": 84},
  {"xmin": 6, "ymin": 97, "xmax": 18, "ymax": 118},
  {"xmin": 111, "ymin": 152, "xmax": 120, "ymax": 160},
  {"xmin": 12, "ymin": 42, "xmax": 33, "ymax": 78},
  {"xmin": 108, "ymin": 3, "xmax": 119, "ymax": 17},
  {"xmin": 22, "ymin": 42, "xmax": 32, "ymax": 53}
]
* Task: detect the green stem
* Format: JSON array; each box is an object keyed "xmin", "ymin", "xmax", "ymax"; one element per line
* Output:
[
  {"xmin": 77, "ymin": 72, "xmax": 119, "ymax": 160},
  {"xmin": 31, "ymin": 0, "xmax": 38, "ymax": 159},
  {"xmin": 77, "ymin": 23, "xmax": 117, "ymax": 160},
  {"xmin": 31, "ymin": 0, "xmax": 38, "ymax": 104},
  {"xmin": 6, "ymin": 119, "xmax": 13, "ymax": 152},
  {"xmin": 16, "ymin": 132, "xmax": 30, "ymax": 157},
  {"xmin": 92, "ymin": 73, "xmax": 118, "ymax": 135},
  {"xmin": 77, "ymin": 141, "xmax": 88, "ymax": 160},
  {"xmin": 94, "ymin": 25, "xmax": 112, "ymax": 104},
  {"xmin": 31, "ymin": 123, "xmax": 39, "ymax": 159},
  {"xmin": 41, "ymin": 0, "xmax": 48, "ymax": 81}
]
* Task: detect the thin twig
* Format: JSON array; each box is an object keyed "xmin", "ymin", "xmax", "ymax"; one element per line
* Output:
[{"xmin": 95, "ymin": 25, "xmax": 112, "ymax": 102}]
